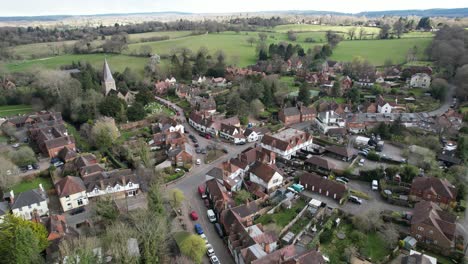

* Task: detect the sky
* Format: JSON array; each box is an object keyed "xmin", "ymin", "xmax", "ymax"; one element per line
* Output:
[{"xmin": 1, "ymin": 0, "xmax": 466, "ymax": 17}]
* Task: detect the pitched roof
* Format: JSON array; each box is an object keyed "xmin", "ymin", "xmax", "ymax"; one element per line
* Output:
[
  {"xmin": 47, "ymin": 214, "xmax": 67, "ymax": 241},
  {"xmin": 11, "ymin": 189, "xmax": 47, "ymax": 210},
  {"xmin": 305, "ymin": 156, "xmax": 336, "ymax": 170},
  {"xmin": 250, "ymin": 162, "xmax": 280, "ymax": 183},
  {"xmin": 283, "ymin": 249, "xmax": 326, "ymax": 264},
  {"xmin": 281, "ymin": 107, "xmax": 301, "ymax": 117},
  {"xmin": 411, "ymin": 177, "xmax": 457, "ymax": 200},
  {"xmin": 401, "ymin": 254, "xmax": 433, "ymax": 264},
  {"xmin": 299, "ymin": 172, "xmax": 348, "ymax": 200},
  {"xmin": 231, "ymin": 201, "xmax": 260, "ymax": 218},
  {"xmin": 82, "ymin": 169, "xmax": 138, "ymax": 192},
  {"xmin": 251, "ymin": 245, "xmax": 297, "ymax": 264},
  {"xmin": 103, "ymin": 59, "xmax": 114, "ymax": 82},
  {"xmin": 220, "ymin": 123, "xmax": 239, "ymax": 136},
  {"xmin": 411, "ymin": 201, "xmax": 456, "ymax": 242},
  {"xmin": 55, "ymin": 176, "xmax": 86, "ymax": 198},
  {"xmin": 44, "ymin": 136, "xmax": 75, "ymax": 150},
  {"xmin": 325, "ymin": 145, "xmax": 355, "ymax": 158},
  {"xmin": 57, "ymin": 146, "xmax": 77, "ymax": 161}
]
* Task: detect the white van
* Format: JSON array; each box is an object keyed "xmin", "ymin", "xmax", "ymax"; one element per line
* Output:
[
  {"xmin": 372, "ymin": 180, "xmax": 378, "ymax": 191},
  {"xmin": 207, "ymin": 209, "xmax": 216, "ymax": 223}
]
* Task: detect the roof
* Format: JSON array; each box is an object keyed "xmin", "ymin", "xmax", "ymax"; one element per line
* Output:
[
  {"xmin": 47, "ymin": 214, "xmax": 67, "ymax": 241},
  {"xmin": 437, "ymin": 153, "xmax": 462, "ymax": 165},
  {"xmin": 411, "ymin": 201, "xmax": 456, "ymax": 242},
  {"xmin": 299, "ymin": 172, "xmax": 348, "ymax": 200},
  {"xmin": 261, "ymin": 129, "xmax": 311, "ymax": 152},
  {"xmin": 55, "ymin": 176, "xmax": 86, "ymax": 198},
  {"xmin": 325, "ymin": 145, "xmax": 355, "ymax": 158},
  {"xmin": 251, "ymin": 245, "xmax": 297, "ymax": 264},
  {"xmin": 207, "ymin": 167, "xmax": 224, "ymax": 180},
  {"xmin": 283, "ymin": 249, "xmax": 325, "ymax": 264},
  {"xmin": 250, "ymin": 162, "xmax": 280, "ymax": 183},
  {"xmin": 0, "ymin": 201, "xmax": 9, "ymax": 216},
  {"xmin": 401, "ymin": 254, "xmax": 433, "ymax": 264},
  {"xmin": 80, "ymin": 164, "xmax": 104, "ymax": 177},
  {"xmin": 11, "ymin": 188, "xmax": 47, "ymax": 210},
  {"xmin": 305, "ymin": 156, "xmax": 336, "ymax": 170},
  {"xmin": 411, "ymin": 177, "xmax": 457, "ymax": 200},
  {"xmin": 220, "ymin": 123, "xmax": 238, "ymax": 136},
  {"xmin": 57, "ymin": 146, "xmax": 77, "ymax": 161},
  {"xmin": 82, "ymin": 169, "xmax": 138, "ymax": 192},
  {"xmin": 44, "ymin": 136, "xmax": 75, "ymax": 150},
  {"xmin": 231, "ymin": 201, "xmax": 260, "ymax": 218},
  {"xmin": 103, "ymin": 59, "xmax": 114, "ymax": 82},
  {"xmin": 281, "ymin": 107, "xmax": 301, "ymax": 117}
]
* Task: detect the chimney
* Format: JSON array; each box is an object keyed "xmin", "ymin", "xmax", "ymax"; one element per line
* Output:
[
  {"xmin": 325, "ymin": 111, "xmax": 329, "ymax": 124},
  {"xmin": 122, "ymin": 176, "xmax": 126, "ymax": 186},
  {"xmin": 100, "ymin": 180, "xmax": 105, "ymax": 190},
  {"xmin": 39, "ymin": 183, "xmax": 44, "ymax": 193}
]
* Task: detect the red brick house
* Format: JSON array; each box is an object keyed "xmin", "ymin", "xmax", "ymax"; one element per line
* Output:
[
  {"xmin": 410, "ymin": 201, "xmax": 456, "ymax": 250},
  {"xmin": 44, "ymin": 136, "xmax": 76, "ymax": 158},
  {"xmin": 299, "ymin": 172, "xmax": 348, "ymax": 202},
  {"xmin": 279, "ymin": 104, "xmax": 316, "ymax": 126},
  {"xmin": 410, "ymin": 177, "xmax": 457, "ymax": 209}
]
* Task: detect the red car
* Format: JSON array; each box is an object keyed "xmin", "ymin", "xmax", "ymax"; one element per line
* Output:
[
  {"xmin": 198, "ymin": 185, "xmax": 207, "ymax": 199},
  {"xmin": 190, "ymin": 211, "xmax": 199, "ymax": 220},
  {"xmin": 204, "ymin": 199, "xmax": 210, "ymax": 208}
]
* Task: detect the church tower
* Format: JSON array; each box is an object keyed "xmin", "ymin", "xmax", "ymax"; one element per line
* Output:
[{"xmin": 102, "ymin": 58, "xmax": 116, "ymax": 95}]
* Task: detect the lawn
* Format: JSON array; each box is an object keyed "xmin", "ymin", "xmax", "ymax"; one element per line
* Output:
[
  {"xmin": 318, "ymin": 96, "xmax": 346, "ymax": 104},
  {"xmin": 11, "ymin": 177, "xmax": 53, "ymax": 193},
  {"xmin": 205, "ymin": 149, "xmax": 224, "ymax": 164},
  {"xmin": 330, "ymin": 38, "xmax": 432, "ymax": 66},
  {"xmin": 255, "ymin": 199, "xmax": 306, "ymax": 228},
  {"xmin": 6, "ymin": 53, "xmax": 149, "ymax": 76},
  {"xmin": 361, "ymin": 233, "xmax": 390, "ymax": 261},
  {"xmin": 0, "ymin": 104, "xmax": 33, "ymax": 117},
  {"xmin": 145, "ymin": 102, "xmax": 175, "ymax": 116}
]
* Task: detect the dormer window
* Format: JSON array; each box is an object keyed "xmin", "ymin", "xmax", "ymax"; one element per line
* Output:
[
  {"xmin": 128, "ymin": 182, "xmax": 133, "ymax": 187},
  {"xmin": 94, "ymin": 188, "xmax": 99, "ymax": 194}
]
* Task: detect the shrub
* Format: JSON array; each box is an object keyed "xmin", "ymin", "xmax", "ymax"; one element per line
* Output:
[
  {"xmin": 367, "ymin": 151, "xmax": 381, "ymax": 161},
  {"xmin": 319, "ymin": 228, "xmax": 333, "ymax": 244}
]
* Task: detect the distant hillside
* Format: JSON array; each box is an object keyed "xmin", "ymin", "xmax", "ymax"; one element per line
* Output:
[
  {"xmin": 357, "ymin": 8, "xmax": 468, "ymax": 18},
  {"xmin": 0, "ymin": 12, "xmax": 191, "ymax": 22}
]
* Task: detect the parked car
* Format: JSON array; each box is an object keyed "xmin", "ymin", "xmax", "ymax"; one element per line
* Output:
[
  {"xmin": 53, "ymin": 161, "xmax": 64, "ymax": 168},
  {"xmin": 205, "ymin": 134, "xmax": 211, "ymax": 139},
  {"xmin": 201, "ymin": 149, "xmax": 207, "ymax": 154},
  {"xmin": 204, "ymin": 198, "xmax": 210, "ymax": 208},
  {"xmin": 194, "ymin": 143, "xmax": 200, "ymax": 148},
  {"xmin": 358, "ymin": 159, "xmax": 365, "ymax": 166},
  {"xmin": 372, "ymin": 180, "xmax": 379, "ymax": 191},
  {"xmin": 196, "ymin": 148, "xmax": 201, "ymax": 154},
  {"xmin": 336, "ymin": 177, "xmax": 349, "ymax": 183},
  {"xmin": 336, "ymin": 178, "xmax": 347, "ymax": 185},
  {"xmin": 210, "ymin": 255, "xmax": 220, "ymax": 264},
  {"xmin": 32, "ymin": 163, "xmax": 40, "ymax": 170},
  {"xmin": 200, "ymin": 233, "xmax": 209, "ymax": 244},
  {"xmin": 222, "ymin": 148, "xmax": 228, "ymax": 153},
  {"xmin": 190, "ymin": 211, "xmax": 199, "ymax": 221},
  {"xmin": 175, "ymin": 168, "xmax": 182, "ymax": 173},
  {"xmin": 196, "ymin": 159, "xmax": 201, "ymax": 165},
  {"xmin": 207, "ymin": 209, "xmax": 216, "ymax": 223},
  {"xmin": 348, "ymin": 195, "xmax": 362, "ymax": 204},
  {"xmin": 198, "ymin": 185, "xmax": 207, "ymax": 199},
  {"xmin": 214, "ymin": 223, "xmax": 224, "ymax": 238},
  {"xmin": 51, "ymin": 157, "xmax": 61, "ymax": 164},
  {"xmin": 12, "ymin": 143, "xmax": 20, "ymax": 148},
  {"xmin": 206, "ymin": 244, "xmax": 215, "ymax": 257},
  {"xmin": 27, "ymin": 164, "xmax": 33, "ymax": 171},
  {"xmin": 194, "ymin": 223, "xmax": 203, "ymax": 235}
]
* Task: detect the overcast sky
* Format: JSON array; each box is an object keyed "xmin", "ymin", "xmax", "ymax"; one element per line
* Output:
[{"xmin": 1, "ymin": 0, "xmax": 466, "ymax": 16}]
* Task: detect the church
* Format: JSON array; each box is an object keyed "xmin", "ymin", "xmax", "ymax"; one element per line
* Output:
[{"xmin": 102, "ymin": 59, "xmax": 137, "ymax": 105}]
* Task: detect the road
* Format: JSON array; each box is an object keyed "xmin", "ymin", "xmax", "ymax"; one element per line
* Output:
[
  {"xmin": 426, "ymin": 84, "xmax": 456, "ymax": 117},
  {"xmin": 156, "ymin": 95, "xmax": 251, "ymax": 264}
]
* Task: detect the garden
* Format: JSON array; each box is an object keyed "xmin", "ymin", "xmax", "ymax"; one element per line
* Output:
[{"xmin": 255, "ymin": 198, "xmax": 307, "ymax": 230}]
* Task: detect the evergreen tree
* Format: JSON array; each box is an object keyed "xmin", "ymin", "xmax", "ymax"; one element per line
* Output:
[
  {"xmin": 170, "ymin": 54, "xmax": 181, "ymax": 79},
  {"xmin": 193, "ymin": 51, "xmax": 208, "ymax": 76},
  {"xmin": 298, "ymin": 84, "xmax": 311, "ymax": 105},
  {"xmin": 258, "ymin": 49, "xmax": 268, "ymax": 61},
  {"xmin": 181, "ymin": 54, "xmax": 192, "ymax": 81}
]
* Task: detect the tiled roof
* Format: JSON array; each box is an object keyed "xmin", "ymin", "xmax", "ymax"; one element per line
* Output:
[
  {"xmin": 281, "ymin": 107, "xmax": 300, "ymax": 117},
  {"xmin": 411, "ymin": 177, "xmax": 457, "ymax": 200},
  {"xmin": 55, "ymin": 176, "xmax": 86, "ymax": 197},
  {"xmin": 411, "ymin": 201, "xmax": 456, "ymax": 241},
  {"xmin": 299, "ymin": 172, "xmax": 348, "ymax": 200},
  {"xmin": 250, "ymin": 162, "xmax": 279, "ymax": 183},
  {"xmin": 231, "ymin": 201, "xmax": 260, "ymax": 218},
  {"xmin": 305, "ymin": 156, "xmax": 336, "ymax": 170},
  {"xmin": 11, "ymin": 188, "xmax": 47, "ymax": 210},
  {"xmin": 325, "ymin": 145, "xmax": 355, "ymax": 158},
  {"xmin": 44, "ymin": 136, "xmax": 75, "ymax": 150}
]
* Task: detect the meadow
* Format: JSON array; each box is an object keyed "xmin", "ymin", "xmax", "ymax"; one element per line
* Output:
[
  {"xmin": 0, "ymin": 104, "xmax": 33, "ymax": 117},
  {"xmin": 5, "ymin": 24, "xmax": 434, "ymax": 73}
]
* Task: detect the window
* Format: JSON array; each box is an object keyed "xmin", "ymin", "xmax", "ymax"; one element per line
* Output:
[
  {"xmin": 418, "ymin": 226, "xmax": 424, "ymax": 231},
  {"xmin": 67, "ymin": 203, "xmax": 72, "ymax": 208},
  {"xmin": 94, "ymin": 188, "xmax": 99, "ymax": 194},
  {"xmin": 272, "ymin": 179, "xmax": 279, "ymax": 184},
  {"xmin": 129, "ymin": 182, "xmax": 133, "ymax": 187},
  {"xmin": 77, "ymin": 199, "xmax": 83, "ymax": 206},
  {"xmin": 65, "ymin": 195, "xmax": 70, "ymax": 201}
]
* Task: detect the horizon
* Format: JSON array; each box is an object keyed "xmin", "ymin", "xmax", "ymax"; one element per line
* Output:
[{"xmin": 1, "ymin": 0, "xmax": 467, "ymax": 17}]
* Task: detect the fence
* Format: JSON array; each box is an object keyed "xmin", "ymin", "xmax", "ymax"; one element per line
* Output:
[
  {"xmin": 279, "ymin": 203, "xmax": 310, "ymax": 237},
  {"xmin": 119, "ymin": 119, "xmax": 151, "ymax": 130}
]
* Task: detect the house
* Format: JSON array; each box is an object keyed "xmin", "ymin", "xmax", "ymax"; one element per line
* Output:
[
  {"xmin": 410, "ymin": 201, "xmax": 456, "ymax": 250},
  {"xmin": 102, "ymin": 59, "xmax": 117, "ymax": 95},
  {"xmin": 299, "ymin": 172, "xmax": 348, "ymax": 202},
  {"xmin": 355, "ymin": 76, "xmax": 375, "ymax": 88},
  {"xmin": 190, "ymin": 96, "xmax": 217, "ymax": 116},
  {"xmin": 315, "ymin": 111, "xmax": 346, "ymax": 133},
  {"xmin": 401, "ymin": 250, "xmax": 437, "ymax": 264},
  {"xmin": 305, "ymin": 156, "xmax": 336, "ymax": 172},
  {"xmin": 282, "ymin": 249, "xmax": 326, "ymax": 264},
  {"xmin": 376, "ymin": 95, "xmax": 393, "ymax": 114},
  {"xmin": 205, "ymin": 178, "xmax": 235, "ymax": 219},
  {"xmin": 43, "ymin": 136, "xmax": 76, "ymax": 158},
  {"xmin": 402, "ymin": 66, "xmax": 433, "ymax": 77},
  {"xmin": 154, "ymin": 80, "xmax": 173, "ymax": 95},
  {"xmin": 83, "ymin": 169, "xmax": 140, "ymax": 198},
  {"xmin": 243, "ymin": 127, "xmax": 270, "ymax": 142},
  {"xmin": 251, "ymin": 245, "xmax": 297, "ymax": 264},
  {"xmin": 168, "ymin": 144, "xmax": 193, "ymax": 167},
  {"xmin": 150, "ymin": 131, "xmax": 186, "ymax": 150},
  {"xmin": 155, "ymin": 117, "xmax": 185, "ymax": 134},
  {"xmin": 249, "ymin": 162, "xmax": 284, "ymax": 193},
  {"xmin": 57, "ymin": 146, "xmax": 78, "ymax": 162},
  {"xmin": 220, "ymin": 123, "xmax": 246, "ymax": 144},
  {"xmin": 279, "ymin": 104, "xmax": 316, "ymax": 126},
  {"xmin": 4, "ymin": 185, "xmax": 49, "ymax": 220},
  {"xmin": 260, "ymin": 128, "xmax": 313, "ymax": 160},
  {"xmin": 340, "ymin": 76, "xmax": 353, "ymax": 92},
  {"xmin": 409, "ymin": 177, "xmax": 457, "ymax": 209},
  {"xmin": 325, "ymin": 145, "xmax": 356, "ymax": 161},
  {"xmin": 188, "ymin": 111, "xmax": 217, "ymax": 135},
  {"xmin": 206, "ymin": 160, "xmax": 244, "ymax": 191},
  {"xmin": 55, "ymin": 176, "xmax": 89, "ymax": 212},
  {"xmin": 410, "ymin": 73, "xmax": 431, "ymax": 89},
  {"xmin": 116, "ymin": 90, "xmax": 138, "ymax": 105}
]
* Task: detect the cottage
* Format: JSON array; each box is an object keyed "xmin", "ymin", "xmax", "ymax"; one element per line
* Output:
[
  {"xmin": 5, "ymin": 185, "xmax": 49, "ymax": 220},
  {"xmin": 410, "ymin": 177, "xmax": 457, "ymax": 209},
  {"xmin": 299, "ymin": 172, "xmax": 348, "ymax": 202},
  {"xmin": 168, "ymin": 145, "xmax": 193, "ymax": 167},
  {"xmin": 279, "ymin": 104, "xmax": 316, "ymax": 126},
  {"xmin": 304, "ymin": 156, "xmax": 337, "ymax": 172},
  {"xmin": 260, "ymin": 128, "xmax": 313, "ymax": 160},
  {"xmin": 220, "ymin": 123, "xmax": 246, "ymax": 144},
  {"xmin": 410, "ymin": 201, "xmax": 456, "ymax": 250},
  {"xmin": 84, "ymin": 169, "xmax": 140, "ymax": 198},
  {"xmin": 249, "ymin": 162, "xmax": 284, "ymax": 193},
  {"xmin": 410, "ymin": 73, "xmax": 431, "ymax": 89},
  {"xmin": 55, "ymin": 176, "xmax": 88, "ymax": 212}
]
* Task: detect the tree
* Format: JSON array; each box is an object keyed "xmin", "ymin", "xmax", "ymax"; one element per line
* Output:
[
  {"xmin": 455, "ymin": 65, "xmax": 468, "ymax": 101},
  {"xmin": 102, "ymin": 33, "xmax": 128, "ymax": 53},
  {"xmin": 325, "ymin": 31, "xmax": 343, "ymax": 48},
  {"xmin": 346, "ymin": 87, "xmax": 360, "ymax": 103},
  {"xmin": 417, "ymin": 17, "xmax": 432, "ymax": 30},
  {"xmin": 358, "ymin": 27, "xmax": 366, "ymax": 40},
  {"xmin": 347, "ymin": 27, "xmax": 356, "ymax": 40},
  {"xmin": 298, "ymin": 84, "xmax": 311, "ymax": 105},
  {"xmin": 258, "ymin": 32, "xmax": 268, "ymax": 42},
  {"xmin": 344, "ymin": 246, "xmax": 357, "ymax": 263},
  {"xmin": 127, "ymin": 102, "xmax": 146, "ymax": 121},
  {"xmin": 393, "ymin": 19, "xmax": 405, "ymax": 38},
  {"xmin": 170, "ymin": 54, "xmax": 181, "ymax": 79},
  {"xmin": 168, "ymin": 188, "xmax": 185, "ymax": 208},
  {"xmin": 430, "ymin": 78, "xmax": 449, "ymax": 101},
  {"xmin": 0, "ymin": 214, "xmax": 49, "ymax": 263},
  {"xmin": 331, "ymin": 81, "xmax": 341, "ymax": 97},
  {"xmin": 91, "ymin": 118, "xmax": 120, "ymax": 151},
  {"xmin": 400, "ymin": 164, "xmax": 419, "ymax": 183},
  {"xmin": 249, "ymin": 99, "xmax": 265, "ymax": 118},
  {"xmin": 352, "ymin": 209, "xmax": 383, "ymax": 232},
  {"xmin": 379, "ymin": 24, "xmax": 391, "ymax": 39},
  {"xmin": 380, "ymin": 224, "xmax": 400, "ymax": 249},
  {"xmin": 104, "ymin": 222, "xmax": 139, "ymax": 264},
  {"xmin": 0, "ymin": 157, "xmax": 17, "ymax": 190},
  {"xmin": 287, "ymin": 30, "xmax": 297, "ymax": 41},
  {"xmin": 59, "ymin": 236, "xmax": 101, "ymax": 264},
  {"xmin": 135, "ymin": 88, "xmax": 153, "ymax": 106},
  {"xmin": 246, "ymin": 37, "xmax": 256, "ymax": 46},
  {"xmin": 181, "ymin": 54, "xmax": 192, "ymax": 81},
  {"xmin": 9, "ymin": 146, "xmax": 36, "ymax": 167},
  {"xmin": 94, "ymin": 197, "xmax": 119, "ymax": 224},
  {"xmin": 258, "ymin": 49, "xmax": 268, "ymax": 61},
  {"xmin": 130, "ymin": 210, "xmax": 168, "ymax": 263},
  {"xmin": 193, "ymin": 51, "xmax": 208, "ymax": 76},
  {"xmin": 457, "ymin": 136, "xmax": 468, "ymax": 161},
  {"xmin": 139, "ymin": 45, "xmax": 153, "ymax": 56},
  {"xmin": 179, "ymin": 234, "xmax": 206, "ymax": 264},
  {"xmin": 99, "ymin": 96, "xmax": 127, "ymax": 120},
  {"xmin": 234, "ymin": 189, "xmax": 252, "ymax": 205}
]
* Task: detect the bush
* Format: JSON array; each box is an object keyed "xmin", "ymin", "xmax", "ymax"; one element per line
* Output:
[
  {"xmin": 367, "ymin": 151, "xmax": 381, "ymax": 161},
  {"xmin": 319, "ymin": 228, "xmax": 333, "ymax": 244}
]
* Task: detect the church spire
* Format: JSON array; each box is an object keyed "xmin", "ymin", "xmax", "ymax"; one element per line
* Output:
[{"xmin": 102, "ymin": 58, "xmax": 116, "ymax": 95}]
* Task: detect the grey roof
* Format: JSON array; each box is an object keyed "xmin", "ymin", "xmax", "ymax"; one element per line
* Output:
[
  {"xmin": 103, "ymin": 59, "xmax": 114, "ymax": 82},
  {"xmin": 0, "ymin": 201, "xmax": 9, "ymax": 216},
  {"xmin": 206, "ymin": 167, "xmax": 223, "ymax": 180},
  {"xmin": 11, "ymin": 189, "xmax": 47, "ymax": 210}
]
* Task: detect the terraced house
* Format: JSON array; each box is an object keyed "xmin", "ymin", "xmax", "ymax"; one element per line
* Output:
[{"xmin": 260, "ymin": 128, "xmax": 313, "ymax": 160}]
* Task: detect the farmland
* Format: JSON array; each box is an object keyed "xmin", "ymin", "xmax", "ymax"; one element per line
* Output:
[
  {"xmin": 0, "ymin": 104, "xmax": 33, "ymax": 117},
  {"xmin": 6, "ymin": 24, "xmax": 434, "ymax": 73}
]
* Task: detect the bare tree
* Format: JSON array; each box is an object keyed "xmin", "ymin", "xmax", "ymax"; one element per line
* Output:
[
  {"xmin": 59, "ymin": 236, "xmax": 102, "ymax": 264},
  {"xmin": 379, "ymin": 223, "xmax": 400, "ymax": 249},
  {"xmin": 0, "ymin": 156, "xmax": 18, "ymax": 191},
  {"xmin": 246, "ymin": 37, "xmax": 256, "ymax": 46},
  {"xmin": 347, "ymin": 27, "xmax": 357, "ymax": 40},
  {"xmin": 103, "ymin": 222, "xmax": 139, "ymax": 264}
]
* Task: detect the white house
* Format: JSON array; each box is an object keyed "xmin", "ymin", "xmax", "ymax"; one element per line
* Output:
[
  {"xmin": 249, "ymin": 162, "xmax": 283, "ymax": 192},
  {"xmin": 410, "ymin": 73, "xmax": 431, "ymax": 89},
  {"xmin": 84, "ymin": 169, "xmax": 140, "ymax": 198},
  {"xmin": 165, "ymin": 77, "xmax": 177, "ymax": 84},
  {"xmin": 55, "ymin": 176, "xmax": 89, "ymax": 212},
  {"xmin": 314, "ymin": 111, "xmax": 346, "ymax": 134},
  {"xmin": 8, "ymin": 186, "xmax": 49, "ymax": 220},
  {"xmin": 377, "ymin": 100, "xmax": 393, "ymax": 113},
  {"xmin": 219, "ymin": 123, "xmax": 246, "ymax": 144},
  {"xmin": 206, "ymin": 160, "xmax": 245, "ymax": 191},
  {"xmin": 260, "ymin": 128, "xmax": 314, "ymax": 160}
]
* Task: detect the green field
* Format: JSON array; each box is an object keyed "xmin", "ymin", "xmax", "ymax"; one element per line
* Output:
[
  {"xmin": 11, "ymin": 177, "xmax": 53, "ymax": 193},
  {"xmin": 7, "ymin": 53, "xmax": 149, "ymax": 75},
  {"xmin": 273, "ymin": 24, "xmax": 381, "ymax": 34},
  {"xmin": 330, "ymin": 38, "xmax": 432, "ymax": 65},
  {"xmin": 0, "ymin": 104, "xmax": 33, "ymax": 117}
]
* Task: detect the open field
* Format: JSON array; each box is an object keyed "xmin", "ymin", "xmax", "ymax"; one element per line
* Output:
[
  {"xmin": 127, "ymin": 30, "xmax": 191, "ymax": 43},
  {"xmin": 6, "ymin": 53, "xmax": 149, "ymax": 75},
  {"xmin": 330, "ymin": 38, "xmax": 432, "ymax": 65},
  {"xmin": 273, "ymin": 24, "xmax": 381, "ymax": 34},
  {"xmin": 0, "ymin": 104, "xmax": 33, "ymax": 117}
]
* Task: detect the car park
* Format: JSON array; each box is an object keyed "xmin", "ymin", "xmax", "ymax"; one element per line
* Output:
[
  {"xmin": 206, "ymin": 244, "xmax": 215, "ymax": 257},
  {"xmin": 194, "ymin": 223, "xmax": 203, "ymax": 234},
  {"xmin": 348, "ymin": 195, "xmax": 362, "ymax": 204},
  {"xmin": 210, "ymin": 255, "xmax": 220, "ymax": 264},
  {"xmin": 190, "ymin": 211, "xmax": 199, "ymax": 221}
]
